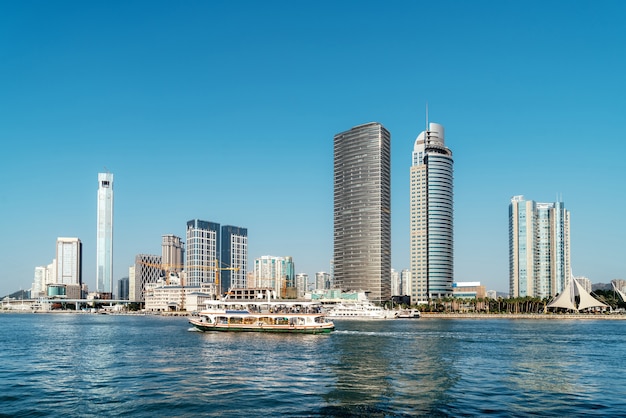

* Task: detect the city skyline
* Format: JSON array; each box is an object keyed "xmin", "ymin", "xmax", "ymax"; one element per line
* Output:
[{"xmin": 2, "ymin": 2, "xmax": 626, "ymax": 297}]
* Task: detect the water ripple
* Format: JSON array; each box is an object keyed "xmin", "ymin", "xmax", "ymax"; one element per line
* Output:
[{"xmin": 2, "ymin": 314, "xmax": 626, "ymax": 416}]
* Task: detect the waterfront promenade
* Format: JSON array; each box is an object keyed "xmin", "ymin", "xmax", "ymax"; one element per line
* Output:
[
  {"xmin": 4, "ymin": 308, "xmax": 625, "ymax": 319},
  {"xmin": 420, "ymin": 312, "xmax": 626, "ymax": 320}
]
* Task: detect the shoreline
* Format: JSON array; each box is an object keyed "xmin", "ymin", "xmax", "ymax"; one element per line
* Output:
[
  {"xmin": 4, "ymin": 310, "xmax": 626, "ymax": 320},
  {"xmin": 420, "ymin": 312, "xmax": 626, "ymax": 320}
]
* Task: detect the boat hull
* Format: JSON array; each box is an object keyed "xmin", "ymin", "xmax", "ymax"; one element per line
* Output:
[{"xmin": 189, "ymin": 318, "xmax": 334, "ymax": 334}]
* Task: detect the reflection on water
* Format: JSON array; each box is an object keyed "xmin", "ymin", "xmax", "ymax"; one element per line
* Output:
[{"xmin": 2, "ymin": 314, "xmax": 626, "ymax": 417}]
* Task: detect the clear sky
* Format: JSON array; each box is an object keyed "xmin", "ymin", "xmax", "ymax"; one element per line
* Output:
[{"xmin": 2, "ymin": 1, "xmax": 625, "ymax": 297}]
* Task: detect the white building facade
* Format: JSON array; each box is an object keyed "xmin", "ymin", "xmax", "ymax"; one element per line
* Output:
[
  {"xmin": 96, "ymin": 172, "xmax": 114, "ymax": 294},
  {"xmin": 56, "ymin": 237, "xmax": 82, "ymax": 286}
]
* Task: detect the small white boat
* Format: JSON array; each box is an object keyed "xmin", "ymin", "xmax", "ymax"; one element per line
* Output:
[
  {"xmin": 325, "ymin": 301, "xmax": 398, "ymax": 320},
  {"xmin": 396, "ymin": 309, "xmax": 421, "ymax": 319}
]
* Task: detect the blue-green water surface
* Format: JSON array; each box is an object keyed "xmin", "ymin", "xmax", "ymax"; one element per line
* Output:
[{"xmin": 1, "ymin": 313, "xmax": 625, "ymax": 417}]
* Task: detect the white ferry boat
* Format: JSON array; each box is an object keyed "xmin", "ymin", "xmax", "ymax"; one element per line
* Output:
[
  {"xmin": 325, "ymin": 301, "xmax": 398, "ymax": 320},
  {"xmin": 189, "ymin": 299, "xmax": 335, "ymax": 334},
  {"xmin": 396, "ymin": 309, "xmax": 421, "ymax": 319}
]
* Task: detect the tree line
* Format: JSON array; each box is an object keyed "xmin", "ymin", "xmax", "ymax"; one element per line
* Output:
[{"xmin": 399, "ymin": 289, "xmax": 626, "ymax": 314}]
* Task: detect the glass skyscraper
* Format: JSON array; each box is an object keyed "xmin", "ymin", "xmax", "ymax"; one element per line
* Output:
[
  {"xmin": 333, "ymin": 122, "xmax": 391, "ymax": 304},
  {"xmin": 509, "ymin": 195, "xmax": 570, "ymax": 298},
  {"xmin": 220, "ymin": 225, "xmax": 248, "ymax": 294},
  {"xmin": 410, "ymin": 123, "xmax": 454, "ymax": 305},
  {"xmin": 56, "ymin": 237, "xmax": 82, "ymax": 286},
  {"xmin": 96, "ymin": 172, "xmax": 114, "ymax": 295},
  {"xmin": 186, "ymin": 219, "xmax": 220, "ymax": 291}
]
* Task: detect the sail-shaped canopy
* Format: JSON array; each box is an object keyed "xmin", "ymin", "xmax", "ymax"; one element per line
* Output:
[
  {"xmin": 574, "ymin": 279, "xmax": 609, "ymax": 311},
  {"xmin": 547, "ymin": 279, "xmax": 609, "ymax": 311},
  {"xmin": 547, "ymin": 280, "xmax": 577, "ymax": 310},
  {"xmin": 612, "ymin": 280, "xmax": 626, "ymax": 303}
]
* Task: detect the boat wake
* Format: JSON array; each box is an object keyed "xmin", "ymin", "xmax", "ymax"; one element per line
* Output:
[{"xmin": 333, "ymin": 329, "xmax": 418, "ymax": 338}]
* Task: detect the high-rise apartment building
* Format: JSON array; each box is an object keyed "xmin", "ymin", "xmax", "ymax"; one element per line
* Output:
[
  {"xmin": 56, "ymin": 237, "xmax": 82, "ymax": 286},
  {"xmin": 186, "ymin": 219, "xmax": 219, "ymax": 291},
  {"xmin": 315, "ymin": 272, "xmax": 331, "ymax": 291},
  {"xmin": 162, "ymin": 234, "xmax": 184, "ymax": 273},
  {"xmin": 96, "ymin": 172, "xmax": 114, "ymax": 295},
  {"xmin": 254, "ymin": 255, "xmax": 293, "ymax": 296},
  {"xmin": 400, "ymin": 269, "xmax": 411, "ymax": 296},
  {"xmin": 410, "ymin": 122, "xmax": 454, "ymax": 305},
  {"xmin": 32, "ymin": 266, "xmax": 49, "ymax": 298},
  {"xmin": 509, "ymin": 195, "xmax": 570, "ymax": 298},
  {"xmin": 220, "ymin": 225, "xmax": 248, "ymax": 294},
  {"xmin": 391, "ymin": 269, "xmax": 400, "ymax": 296},
  {"xmin": 295, "ymin": 273, "xmax": 309, "ymax": 297},
  {"xmin": 333, "ymin": 122, "xmax": 391, "ymax": 304}
]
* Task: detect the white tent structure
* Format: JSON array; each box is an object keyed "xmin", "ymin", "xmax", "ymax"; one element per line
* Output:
[
  {"xmin": 547, "ymin": 277, "xmax": 609, "ymax": 312},
  {"xmin": 612, "ymin": 280, "xmax": 626, "ymax": 303}
]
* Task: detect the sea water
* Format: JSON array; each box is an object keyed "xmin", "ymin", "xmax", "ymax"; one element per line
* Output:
[{"xmin": 1, "ymin": 313, "xmax": 625, "ymax": 417}]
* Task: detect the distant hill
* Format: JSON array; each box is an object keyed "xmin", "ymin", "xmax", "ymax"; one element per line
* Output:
[
  {"xmin": 592, "ymin": 283, "xmax": 613, "ymax": 291},
  {"xmin": 2, "ymin": 289, "xmax": 30, "ymax": 300}
]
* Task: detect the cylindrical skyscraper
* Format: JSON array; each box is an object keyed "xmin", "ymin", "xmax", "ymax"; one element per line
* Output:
[{"xmin": 410, "ymin": 123, "xmax": 454, "ymax": 305}]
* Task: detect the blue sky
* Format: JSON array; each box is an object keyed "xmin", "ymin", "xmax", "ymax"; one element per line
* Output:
[{"xmin": 2, "ymin": 1, "xmax": 625, "ymax": 297}]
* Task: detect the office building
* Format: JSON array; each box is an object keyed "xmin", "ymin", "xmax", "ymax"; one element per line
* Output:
[
  {"xmin": 186, "ymin": 219, "xmax": 219, "ymax": 291},
  {"xmin": 162, "ymin": 234, "xmax": 184, "ymax": 274},
  {"xmin": 131, "ymin": 254, "xmax": 162, "ymax": 302},
  {"xmin": 333, "ymin": 122, "xmax": 391, "ymax": 304},
  {"xmin": 452, "ymin": 281, "xmax": 486, "ymax": 299},
  {"xmin": 117, "ymin": 276, "xmax": 129, "ymax": 300},
  {"xmin": 410, "ymin": 122, "xmax": 454, "ymax": 304},
  {"xmin": 96, "ymin": 172, "xmax": 114, "ymax": 295},
  {"xmin": 509, "ymin": 195, "xmax": 571, "ymax": 298},
  {"xmin": 220, "ymin": 225, "xmax": 248, "ymax": 295},
  {"xmin": 56, "ymin": 237, "xmax": 82, "ymax": 286}
]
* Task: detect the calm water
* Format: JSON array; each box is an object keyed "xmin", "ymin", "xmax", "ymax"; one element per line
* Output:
[{"xmin": 1, "ymin": 313, "xmax": 625, "ymax": 417}]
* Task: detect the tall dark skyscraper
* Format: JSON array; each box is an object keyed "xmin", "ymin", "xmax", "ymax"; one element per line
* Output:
[
  {"xmin": 220, "ymin": 225, "xmax": 248, "ymax": 295},
  {"xmin": 333, "ymin": 122, "xmax": 391, "ymax": 304}
]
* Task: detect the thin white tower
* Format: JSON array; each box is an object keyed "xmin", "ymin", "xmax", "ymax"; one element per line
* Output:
[{"xmin": 96, "ymin": 172, "xmax": 114, "ymax": 294}]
